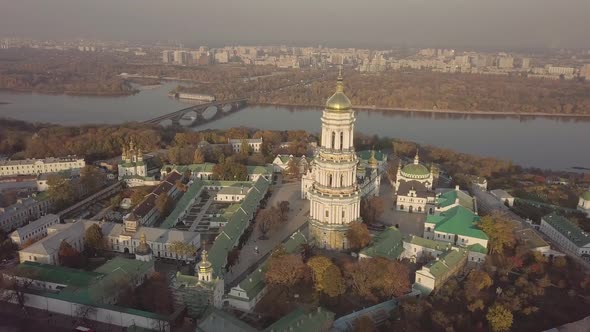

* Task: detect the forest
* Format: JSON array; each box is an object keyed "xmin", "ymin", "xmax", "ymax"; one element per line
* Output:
[
  {"xmin": 3, "ymin": 48, "xmax": 589, "ymax": 115},
  {"xmin": 0, "ymin": 48, "xmax": 136, "ymax": 96}
]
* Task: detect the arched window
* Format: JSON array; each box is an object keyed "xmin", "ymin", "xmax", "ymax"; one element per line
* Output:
[
  {"xmin": 340, "ymin": 132, "xmax": 344, "ymax": 150},
  {"xmin": 328, "ymin": 174, "xmax": 333, "ymax": 187},
  {"xmin": 331, "ymin": 132, "xmax": 336, "ymax": 149}
]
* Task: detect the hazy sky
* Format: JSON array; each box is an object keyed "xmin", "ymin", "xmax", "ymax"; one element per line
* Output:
[{"xmin": 1, "ymin": 0, "xmax": 589, "ymax": 48}]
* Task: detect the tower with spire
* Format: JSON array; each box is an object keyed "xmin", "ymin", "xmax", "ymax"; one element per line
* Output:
[
  {"xmin": 303, "ymin": 68, "xmax": 361, "ymax": 250},
  {"xmin": 196, "ymin": 250, "xmax": 213, "ymax": 282}
]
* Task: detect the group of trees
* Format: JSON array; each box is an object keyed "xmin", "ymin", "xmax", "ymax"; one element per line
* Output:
[
  {"xmin": 255, "ymin": 69, "xmax": 590, "ymax": 115},
  {"xmin": 116, "ymin": 272, "xmax": 175, "ymax": 315},
  {"xmin": 256, "ymin": 201, "xmax": 290, "ymax": 239},
  {"xmin": 46, "ymin": 165, "xmax": 108, "ymax": 212},
  {"xmin": 360, "ymin": 197, "xmax": 386, "ymax": 224},
  {"xmin": 400, "ymin": 228, "xmax": 590, "ymax": 332},
  {"xmin": 264, "ymin": 246, "xmax": 411, "ymax": 305},
  {"xmin": 0, "ymin": 48, "xmax": 136, "ymax": 96},
  {"xmin": 0, "ymin": 118, "xmax": 164, "ymax": 161}
]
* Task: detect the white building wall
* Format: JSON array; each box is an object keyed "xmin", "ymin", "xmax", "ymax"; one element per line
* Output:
[{"xmin": 0, "ymin": 291, "xmax": 169, "ymax": 331}]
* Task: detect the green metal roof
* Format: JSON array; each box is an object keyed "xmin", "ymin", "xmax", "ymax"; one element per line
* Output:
[
  {"xmin": 360, "ymin": 227, "xmax": 403, "ymax": 260},
  {"xmin": 197, "ymin": 308, "xmax": 257, "ymax": 332},
  {"xmin": 466, "ymin": 243, "xmax": 487, "ymax": 254},
  {"xmin": 264, "ymin": 307, "xmax": 335, "ymax": 332},
  {"xmin": 401, "ymin": 163, "xmax": 429, "ymax": 176},
  {"xmin": 208, "ymin": 177, "xmax": 271, "ymax": 277},
  {"xmin": 427, "ymin": 206, "xmax": 488, "ymax": 240},
  {"xmin": 357, "ymin": 150, "xmax": 386, "ymax": 162},
  {"xmin": 582, "ymin": 191, "xmax": 590, "ymax": 201},
  {"xmin": 436, "ymin": 189, "xmax": 475, "ymax": 211},
  {"xmin": 406, "ymin": 235, "xmax": 452, "ymax": 251},
  {"xmin": 13, "ymin": 261, "xmax": 102, "ymax": 287},
  {"xmin": 246, "ymin": 165, "xmax": 273, "ymax": 175},
  {"xmin": 425, "ymin": 248, "xmax": 467, "ymax": 278},
  {"xmin": 160, "ymin": 180, "xmax": 205, "ymax": 229},
  {"xmin": 543, "ymin": 213, "xmax": 590, "ymax": 247}
]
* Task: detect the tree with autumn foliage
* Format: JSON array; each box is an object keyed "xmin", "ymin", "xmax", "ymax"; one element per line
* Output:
[
  {"xmin": 344, "ymin": 257, "xmax": 410, "ymax": 301},
  {"xmin": 486, "ymin": 304, "xmax": 513, "ymax": 332},
  {"xmin": 322, "ymin": 264, "xmax": 346, "ymax": 298},
  {"xmin": 479, "ymin": 212, "xmax": 516, "ymax": 254},
  {"xmin": 58, "ymin": 240, "xmax": 85, "ymax": 268},
  {"xmin": 346, "ymin": 222, "xmax": 371, "ymax": 251},
  {"xmin": 360, "ymin": 197, "xmax": 385, "ymax": 224},
  {"xmin": 264, "ymin": 250, "xmax": 307, "ymax": 294}
]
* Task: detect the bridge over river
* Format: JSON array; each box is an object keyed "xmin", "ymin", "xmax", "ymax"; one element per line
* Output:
[{"xmin": 143, "ymin": 98, "xmax": 248, "ymax": 127}]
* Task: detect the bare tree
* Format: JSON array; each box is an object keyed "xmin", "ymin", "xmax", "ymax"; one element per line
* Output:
[
  {"xmin": 0, "ymin": 273, "xmax": 36, "ymax": 312},
  {"xmin": 74, "ymin": 304, "xmax": 98, "ymax": 324}
]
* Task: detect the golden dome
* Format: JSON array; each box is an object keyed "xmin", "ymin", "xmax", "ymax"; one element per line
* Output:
[
  {"xmin": 368, "ymin": 150, "xmax": 379, "ymax": 166},
  {"xmin": 325, "ymin": 68, "xmax": 352, "ymax": 111}
]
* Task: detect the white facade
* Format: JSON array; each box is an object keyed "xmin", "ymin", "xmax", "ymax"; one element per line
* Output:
[
  {"xmin": 0, "ymin": 156, "xmax": 85, "ymax": 177},
  {"xmin": 304, "ymin": 71, "xmax": 361, "ymax": 250},
  {"xmin": 228, "ymin": 138, "xmax": 262, "ymax": 153},
  {"xmin": 117, "ymin": 140, "xmax": 151, "ymax": 187},
  {"xmin": 0, "ymin": 196, "xmax": 52, "ymax": 233},
  {"xmin": 490, "ymin": 189, "xmax": 514, "ymax": 207},
  {"xmin": 215, "ymin": 186, "xmax": 249, "ymax": 202},
  {"xmin": 10, "ymin": 214, "xmax": 59, "ymax": 245},
  {"xmin": 100, "ymin": 220, "xmax": 201, "ymax": 261},
  {"xmin": 18, "ymin": 222, "xmax": 86, "ymax": 265},
  {"xmin": 540, "ymin": 214, "xmax": 590, "ymax": 257}
]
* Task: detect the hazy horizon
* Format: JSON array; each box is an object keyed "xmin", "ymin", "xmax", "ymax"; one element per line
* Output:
[{"xmin": 1, "ymin": 0, "xmax": 590, "ymax": 49}]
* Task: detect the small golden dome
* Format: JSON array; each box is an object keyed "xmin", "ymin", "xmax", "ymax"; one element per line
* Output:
[
  {"xmin": 325, "ymin": 68, "xmax": 352, "ymax": 111},
  {"xmin": 369, "ymin": 150, "xmax": 379, "ymax": 166}
]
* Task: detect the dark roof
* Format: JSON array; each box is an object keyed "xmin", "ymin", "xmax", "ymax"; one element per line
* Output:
[
  {"xmin": 397, "ymin": 180, "xmax": 431, "ymax": 198},
  {"xmin": 152, "ymin": 181, "xmax": 174, "ymax": 196},
  {"xmin": 164, "ymin": 171, "xmax": 183, "ymax": 184},
  {"xmin": 134, "ymin": 194, "xmax": 157, "ymax": 218}
]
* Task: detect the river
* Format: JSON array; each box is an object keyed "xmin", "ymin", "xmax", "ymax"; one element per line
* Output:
[{"xmin": 0, "ymin": 82, "xmax": 588, "ymax": 171}]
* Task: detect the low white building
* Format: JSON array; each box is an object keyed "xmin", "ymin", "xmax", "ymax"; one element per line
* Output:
[
  {"xmin": 424, "ymin": 206, "xmax": 489, "ymax": 250},
  {"xmin": 414, "ymin": 248, "xmax": 468, "ymax": 295},
  {"xmin": 99, "ymin": 219, "xmax": 201, "ymax": 261},
  {"xmin": 18, "ymin": 222, "xmax": 86, "ymax": 265},
  {"xmin": 215, "ymin": 185, "xmax": 250, "ymax": 202},
  {"xmin": 227, "ymin": 266, "xmax": 268, "ymax": 312},
  {"xmin": 10, "ymin": 214, "xmax": 59, "ymax": 245},
  {"xmin": 0, "ymin": 195, "xmax": 52, "ymax": 233},
  {"xmin": 228, "ymin": 138, "xmax": 262, "ymax": 153},
  {"xmin": 490, "ymin": 189, "xmax": 515, "ymax": 207},
  {"xmin": 539, "ymin": 213, "xmax": 590, "ymax": 257},
  {"xmin": 0, "ymin": 156, "xmax": 85, "ymax": 177},
  {"xmin": 396, "ymin": 180, "xmax": 436, "ymax": 214},
  {"xmin": 578, "ymin": 191, "xmax": 590, "ymax": 215}
]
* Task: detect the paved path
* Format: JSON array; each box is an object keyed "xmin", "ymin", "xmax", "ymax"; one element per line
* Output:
[{"xmin": 224, "ymin": 182, "xmax": 310, "ymax": 287}]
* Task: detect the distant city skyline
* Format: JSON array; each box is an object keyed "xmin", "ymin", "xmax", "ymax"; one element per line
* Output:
[{"xmin": 1, "ymin": 0, "xmax": 590, "ymax": 49}]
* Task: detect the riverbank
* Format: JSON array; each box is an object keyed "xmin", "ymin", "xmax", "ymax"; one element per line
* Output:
[
  {"xmin": 0, "ymin": 87, "xmax": 137, "ymax": 97},
  {"xmin": 255, "ymin": 102, "xmax": 590, "ymax": 118}
]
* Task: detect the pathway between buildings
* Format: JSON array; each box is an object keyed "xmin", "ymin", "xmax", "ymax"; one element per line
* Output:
[{"xmin": 224, "ymin": 182, "xmax": 310, "ymax": 287}]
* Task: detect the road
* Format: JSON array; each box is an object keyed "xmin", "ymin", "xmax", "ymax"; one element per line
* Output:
[{"xmin": 224, "ymin": 181, "xmax": 310, "ymax": 287}]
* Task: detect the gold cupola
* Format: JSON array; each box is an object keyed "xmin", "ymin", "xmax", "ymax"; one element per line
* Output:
[{"xmin": 325, "ymin": 67, "xmax": 352, "ymax": 111}]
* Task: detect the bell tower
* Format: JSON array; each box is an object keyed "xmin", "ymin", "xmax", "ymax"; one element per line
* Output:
[{"xmin": 307, "ymin": 69, "xmax": 361, "ymax": 250}]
